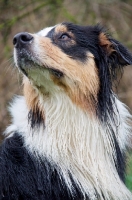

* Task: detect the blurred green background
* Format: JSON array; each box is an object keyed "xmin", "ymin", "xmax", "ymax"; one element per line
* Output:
[{"xmin": 0, "ymin": 0, "xmax": 132, "ymax": 191}]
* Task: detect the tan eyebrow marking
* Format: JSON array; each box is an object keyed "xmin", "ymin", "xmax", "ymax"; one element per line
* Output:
[{"xmin": 55, "ymin": 24, "xmax": 68, "ymax": 33}]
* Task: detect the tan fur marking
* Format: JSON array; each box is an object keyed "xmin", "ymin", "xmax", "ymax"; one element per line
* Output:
[
  {"xmin": 64, "ymin": 58, "xmax": 99, "ymax": 114},
  {"xmin": 55, "ymin": 24, "xmax": 68, "ymax": 34},
  {"xmin": 99, "ymin": 32, "xmax": 115, "ymax": 55},
  {"xmin": 50, "ymin": 74, "xmax": 68, "ymax": 91},
  {"xmin": 23, "ymin": 77, "xmax": 45, "ymax": 119},
  {"xmin": 51, "ymin": 73, "xmax": 94, "ymax": 112},
  {"xmin": 35, "ymin": 34, "xmax": 99, "ymax": 113}
]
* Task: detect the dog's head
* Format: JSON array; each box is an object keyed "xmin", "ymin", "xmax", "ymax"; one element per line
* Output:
[{"xmin": 13, "ymin": 22, "xmax": 132, "ymax": 124}]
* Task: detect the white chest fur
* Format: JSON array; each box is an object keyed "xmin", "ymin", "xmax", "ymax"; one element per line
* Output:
[{"xmin": 6, "ymin": 95, "xmax": 132, "ymax": 200}]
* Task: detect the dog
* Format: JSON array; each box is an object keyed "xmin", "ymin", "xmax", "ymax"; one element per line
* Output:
[{"xmin": 0, "ymin": 22, "xmax": 132, "ymax": 200}]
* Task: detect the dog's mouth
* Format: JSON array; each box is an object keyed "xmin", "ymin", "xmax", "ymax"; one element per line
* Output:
[{"xmin": 14, "ymin": 48, "xmax": 64, "ymax": 79}]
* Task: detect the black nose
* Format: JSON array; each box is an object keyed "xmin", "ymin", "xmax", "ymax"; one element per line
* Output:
[{"xmin": 13, "ymin": 32, "xmax": 33, "ymax": 48}]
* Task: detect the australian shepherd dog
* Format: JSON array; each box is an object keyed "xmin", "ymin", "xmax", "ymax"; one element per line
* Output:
[{"xmin": 0, "ymin": 22, "xmax": 132, "ymax": 200}]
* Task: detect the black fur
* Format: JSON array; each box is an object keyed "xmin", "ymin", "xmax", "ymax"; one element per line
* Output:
[
  {"xmin": 107, "ymin": 124, "xmax": 126, "ymax": 182},
  {"xmin": 28, "ymin": 108, "xmax": 44, "ymax": 129},
  {"xmin": 0, "ymin": 133, "xmax": 91, "ymax": 200},
  {"xmin": 113, "ymin": 133, "xmax": 126, "ymax": 182}
]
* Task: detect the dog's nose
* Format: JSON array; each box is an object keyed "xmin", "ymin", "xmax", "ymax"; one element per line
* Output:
[{"xmin": 13, "ymin": 32, "xmax": 33, "ymax": 48}]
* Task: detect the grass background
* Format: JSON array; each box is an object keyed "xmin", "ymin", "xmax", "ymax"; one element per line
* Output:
[{"xmin": 126, "ymin": 153, "xmax": 132, "ymax": 191}]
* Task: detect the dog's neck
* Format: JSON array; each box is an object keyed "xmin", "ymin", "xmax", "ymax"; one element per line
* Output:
[{"xmin": 5, "ymin": 86, "xmax": 131, "ymax": 199}]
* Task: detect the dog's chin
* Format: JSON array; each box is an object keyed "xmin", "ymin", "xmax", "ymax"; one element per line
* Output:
[
  {"xmin": 15, "ymin": 55, "xmax": 43, "ymax": 77},
  {"xmin": 17, "ymin": 59, "xmax": 64, "ymax": 79},
  {"xmin": 15, "ymin": 56, "xmax": 64, "ymax": 81},
  {"xmin": 14, "ymin": 48, "xmax": 41, "ymax": 74},
  {"xmin": 16, "ymin": 60, "xmax": 37, "ymax": 77}
]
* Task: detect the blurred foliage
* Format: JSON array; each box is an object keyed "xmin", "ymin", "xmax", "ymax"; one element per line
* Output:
[{"xmin": 0, "ymin": 0, "xmax": 132, "ymax": 136}]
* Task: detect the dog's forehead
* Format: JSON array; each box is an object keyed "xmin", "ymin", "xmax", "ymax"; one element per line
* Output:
[
  {"xmin": 37, "ymin": 26, "xmax": 55, "ymax": 37},
  {"xmin": 37, "ymin": 23, "xmax": 69, "ymax": 37}
]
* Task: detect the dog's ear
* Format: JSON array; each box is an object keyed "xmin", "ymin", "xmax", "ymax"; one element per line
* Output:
[
  {"xmin": 99, "ymin": 32, "xmax": 132, "ymax": 66},
  {"xmin": 96, "ymin": 31, "xmax": 132, "ymax": 122}
]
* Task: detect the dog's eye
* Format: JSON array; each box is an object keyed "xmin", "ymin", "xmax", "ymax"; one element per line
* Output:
[{"xmin": 59, "ymin": 34, "xmax": 70, "ymax": 40}]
